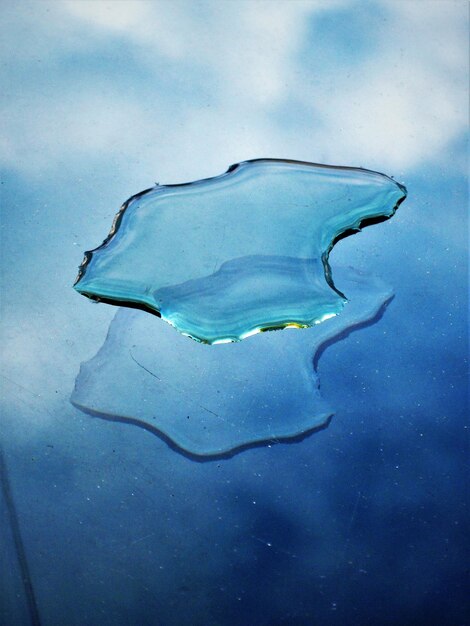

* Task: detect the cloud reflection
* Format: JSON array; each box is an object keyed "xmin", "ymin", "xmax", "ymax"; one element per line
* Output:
[{"xmin": 1, "ymin": 0, "xmax": 467, "ymax": 181}]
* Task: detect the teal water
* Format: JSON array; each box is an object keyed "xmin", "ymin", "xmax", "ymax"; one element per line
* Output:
[{"xmin": 74, "ymin": 159, "xmax": 406, "ymax": 343}]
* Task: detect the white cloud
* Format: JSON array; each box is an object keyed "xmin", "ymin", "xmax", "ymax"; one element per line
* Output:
[
  {"xmin": 298, "ymin": 0, "xmax": 468, "ymax": 172},
  {"xmin": 62, "ymin": 0, "xmax": 187, "ymax": 59},
  {"xmin": 1, "ymin": 0, "xmax": 467, "ymax": 180},
  {"xmin": 60, "ymin": 0, "xmax": 325, "ymax": 104}
]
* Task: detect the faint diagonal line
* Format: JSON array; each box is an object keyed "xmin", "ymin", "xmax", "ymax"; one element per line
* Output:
[{"xmin": 0, "ymin": 444, "xmax": 41, "ymax": 626}]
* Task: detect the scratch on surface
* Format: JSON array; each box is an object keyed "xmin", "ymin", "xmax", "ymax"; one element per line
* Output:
[
  {"xmin": 129, "ymin": 350, "xmax": 228, "ymax": 423},
  {"xmin": 129, "ymin": 351, "xmax": 162, "ymax": 381},
  {"xmin": 130, "ymin": 533, "xmax": 155, "ymax": 545},
  {"xmin": 1, "ymin": 374, "xmax": 58, "ymax": 421},
  {"xmin": 1, "ymin": 374, "xmax": 43, "ymax": 399},
  {"xmin": 346, "ymin": 490, "xmax": 362, "ymax": 537}
]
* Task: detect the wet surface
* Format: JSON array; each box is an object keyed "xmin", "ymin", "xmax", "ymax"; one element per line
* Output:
[{"xmin": 72, "ymin": 268, "xmax": 393, "ymax": 457}]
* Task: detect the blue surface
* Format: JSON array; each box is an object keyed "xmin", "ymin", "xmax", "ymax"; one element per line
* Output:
[{"xmin": 1, "ymin": 2, "xmax": 468, "ymax": 625}]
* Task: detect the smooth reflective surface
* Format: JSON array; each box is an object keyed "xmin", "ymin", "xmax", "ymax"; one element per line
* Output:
[
  {"xmin": 74, "ymin": 160, "xmax": 406, "ymax": 343},
  {"xmin": 72, "ymin": 268, "xmax": 392, "ymax": 457},
  {"xmin": 2, "ymin": 2, "xmax": 468, "ymax": 625}
]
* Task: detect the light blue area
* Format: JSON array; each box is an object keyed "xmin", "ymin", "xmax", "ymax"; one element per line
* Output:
[{"xmin": 304, "ymin": 2, "xmax": 388, "ymax": 64}]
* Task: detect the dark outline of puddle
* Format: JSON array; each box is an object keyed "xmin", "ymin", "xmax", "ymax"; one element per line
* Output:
[
  {"xmin": 70, "ymin": 294, "xmax": 394, "ymax": 463},
  {"xmin": 73, "ymin": 159, "xmax": 407, "ymax": 342}
]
